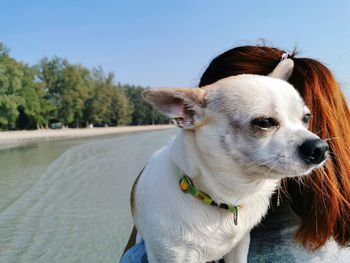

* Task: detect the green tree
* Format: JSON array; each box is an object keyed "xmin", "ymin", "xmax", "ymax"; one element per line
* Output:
[
  {"xmin": 37, "ymin": 57, "xmax": 92, "ymax": 127},
  {"xmin": 16, "ymin": 65, "xmax": 57, "ymax": 129},
  {"xmin": 85, "ymin": 67, "xmax": 133, "ymax": 126},
  {"xmin": 36, "ymin": 56, "xmax": 66, "ymax": 124},
  {"xmin": 109, "ymin": 86, "xmax": 133, "ymax": 125},
  {"xmin": 60, "ymin": 64, "xmax": 92, "ymax": 127},
  {"xmin": 122, "ymin": 84, "xmax": 169, "ymax": 125},
  {"xmin": 0, "ymin": 44, "xmax": 25, "ymax": 129},
  {"xmin": 0, "ymin": 42, "xmax": 169, "ymax": 130},
  {"xmin": 84, "ymin": 67, "xmax": 113, "ymax": 125}
]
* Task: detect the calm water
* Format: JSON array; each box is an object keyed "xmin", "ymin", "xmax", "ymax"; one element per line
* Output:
[
  {"xmin": 0, "ymin": 133, "xmax": 137, "ymax": 212},
  {"xmin": 0, "ymin": 129, "xmax": 177, "ymax": 262}
]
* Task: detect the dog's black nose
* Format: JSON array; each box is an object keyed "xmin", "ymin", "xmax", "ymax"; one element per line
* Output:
[{"xmin": 299, "ymin": 139, "xmax": 328, "ymax": 164}]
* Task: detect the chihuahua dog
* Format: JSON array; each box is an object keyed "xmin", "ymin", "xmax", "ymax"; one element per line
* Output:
[{"xmin": 132, "ymin": 59, "xmax": 328, "ymax": 263}]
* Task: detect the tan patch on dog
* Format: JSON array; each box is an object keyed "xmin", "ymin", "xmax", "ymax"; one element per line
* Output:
[
  {"xmin": 179, "ymin": 88, "xmax": 207, "ymax": 108},
  {"xmin": 143, "ymin": 88, "xmax": 207, "ymax": 109},
  {"xmin": 194, "ymin": 116, "xmax": 212, "ymax": 128},
  {"xmin": 130, "ymin": 167, "xmax": 144, "ymax": 218}
]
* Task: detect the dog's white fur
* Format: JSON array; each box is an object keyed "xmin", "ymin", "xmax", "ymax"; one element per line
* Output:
[{"xmin": 133, "ymin": 60, "xmax": 326, "ymax": 262}]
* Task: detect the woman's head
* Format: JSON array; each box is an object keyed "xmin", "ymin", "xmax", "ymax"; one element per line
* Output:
[{"xmin": 199, "ymin": 45, "xmax": 350, "ymax": 250}]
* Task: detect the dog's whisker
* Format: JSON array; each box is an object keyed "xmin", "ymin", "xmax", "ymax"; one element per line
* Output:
[
  {"xmin": 293, "ymin": 175, "xmax": 309, "ymax": 189},
  {"xmin": 324, "ymin": 136, "xmax": 341, "ymax": 142},
  {"xmin": 261, "ymin": 157, "xmax": 284, "ymax": 178},
  {"xmin": 314, "ymin": 129, "xmax": 323, "ymax": 136},
  {"xmin": 278, "ymin": 179, "xmax": 293, "ymax": 203},
  {"xmin": 248, "ymin": 155, "xmax": 279, "ymax": 168},
  {"xmin": 250, "ymin": 159, "xmax": 278, "ymax": 169},
  {"xmin": 326, "ymin": 155, "xmax": 336, "ymax": 161}
]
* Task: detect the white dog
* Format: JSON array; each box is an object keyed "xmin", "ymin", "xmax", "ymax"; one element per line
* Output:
[{"xmin": 131, "ymin": 59, "xmax": 328, "ymax": 263}]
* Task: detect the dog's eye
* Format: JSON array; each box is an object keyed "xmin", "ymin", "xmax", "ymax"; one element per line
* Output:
[
  {"xmin": 251, "ymin": 117, "xmax": 278, "ymax": 129},
  {"xmin": 302, "ymin": 113, "xmax": 311, "ymax": 124}
]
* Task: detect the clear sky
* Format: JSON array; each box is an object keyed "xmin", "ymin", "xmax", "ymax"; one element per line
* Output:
[{"xmin": 1, "ymin": 0, "xmax": 349, "ymax": 100}]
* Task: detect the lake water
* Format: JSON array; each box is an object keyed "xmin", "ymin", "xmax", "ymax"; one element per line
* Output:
[{"xmin": 0, "ymin": 128, "xmax": 177, "ymax": 262}]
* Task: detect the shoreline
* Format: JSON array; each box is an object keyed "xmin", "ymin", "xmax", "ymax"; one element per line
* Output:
[{"xmin": 0, "ymin": 125, "xmax": 175, "ymax": 150}]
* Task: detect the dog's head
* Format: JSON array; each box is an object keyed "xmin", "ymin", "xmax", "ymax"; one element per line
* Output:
[{"xmin": 143, "ymin": 60, "xmax": 328, "ymax": 179}]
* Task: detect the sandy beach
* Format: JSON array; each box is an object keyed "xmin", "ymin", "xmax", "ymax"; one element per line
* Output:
[{"xmin": 0, "ymin": 125, "xmax": 174, "ymax": 149}]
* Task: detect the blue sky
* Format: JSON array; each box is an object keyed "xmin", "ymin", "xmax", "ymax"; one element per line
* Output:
[{"xmin": 1, "ymin": 0, "xmax": 350, "ymax": 100}]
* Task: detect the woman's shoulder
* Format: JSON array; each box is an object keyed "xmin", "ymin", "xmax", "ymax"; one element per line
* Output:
[{"xmin": 248, "ymin": 200, "xmax": 350, "ymax": 262}]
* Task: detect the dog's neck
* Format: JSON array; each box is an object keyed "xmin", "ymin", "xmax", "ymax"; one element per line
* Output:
[{"xmin": 170, "ymin": 130, "xmax": 278, "ymax": 206}]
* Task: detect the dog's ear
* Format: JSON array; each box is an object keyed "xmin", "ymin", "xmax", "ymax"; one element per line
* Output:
[
  {"xmin": 268, "ymin": 58, "xmax": 294, "ymax": 80},
  {"xmin": 143, "ymin": 88, "xmax": 207, "ymax": 129}
]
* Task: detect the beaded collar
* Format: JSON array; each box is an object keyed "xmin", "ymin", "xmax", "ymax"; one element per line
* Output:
[{"xmin": 176, "ymin": 167, "xmax": 239, "ymax": 225}]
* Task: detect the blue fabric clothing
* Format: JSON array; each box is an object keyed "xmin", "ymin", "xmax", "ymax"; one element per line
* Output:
[{"xmin": 120, "ymin": 240, "xmax": 148, "ymax": 263}]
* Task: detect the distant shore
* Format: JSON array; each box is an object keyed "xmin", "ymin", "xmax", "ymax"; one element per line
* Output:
[{"xmin": 0, "ymin": 125, "xmax": 175, "ymax": 150}]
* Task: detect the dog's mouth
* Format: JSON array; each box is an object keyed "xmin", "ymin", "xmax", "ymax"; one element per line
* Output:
[
  {"xmin": 265, "ymin": 163, "xmax": 325, "ymax": 178},
  {"xmin": 250, "ymin": 158, "xmax": 327, "ymax": 178}
]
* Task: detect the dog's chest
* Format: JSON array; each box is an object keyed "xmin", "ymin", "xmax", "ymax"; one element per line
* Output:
[
  {"xmin": 180, "ymin": 195, "xmax": 272, "ymax": 261},
  {"xmin": 191, "ymin": 214, "xmax": 244, "ymax": 259}
]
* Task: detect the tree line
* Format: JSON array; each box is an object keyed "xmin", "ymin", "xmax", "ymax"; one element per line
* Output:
[{"xmin": 0, "ymin": 43, "xmax": 169, "ymax": 130}]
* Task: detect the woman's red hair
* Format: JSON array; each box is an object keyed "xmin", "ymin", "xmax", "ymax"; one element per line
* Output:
[{"xmin": 199, "ymin": 46, "xmax": 350, "ymax": 250}]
